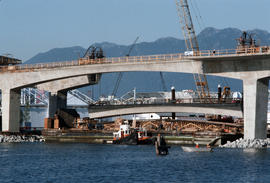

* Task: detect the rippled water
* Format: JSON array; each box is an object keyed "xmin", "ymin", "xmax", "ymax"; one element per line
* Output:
[{"xmin": 0, "ymin": 143, "xmax": 269, "ymax": 183}]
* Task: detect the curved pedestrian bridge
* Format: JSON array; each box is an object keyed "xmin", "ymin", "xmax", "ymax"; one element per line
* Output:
[{"xmin": 88, "ymin": 103, "xmax": 242, "ymax": 119}]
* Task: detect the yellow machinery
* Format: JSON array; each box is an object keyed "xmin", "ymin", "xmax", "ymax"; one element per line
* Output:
[{"xmin": 222, "ymin": 86, "xmax": 231, "ymax": 99}]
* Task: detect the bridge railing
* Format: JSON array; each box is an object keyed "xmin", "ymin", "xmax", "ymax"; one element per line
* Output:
[
  {"xmin": 1, "ymin": 46, "xmax": 269, "ymax": 72},
  {"xmin": 197, "ymin": 46, "xmax": 270, "ymax": 56}
]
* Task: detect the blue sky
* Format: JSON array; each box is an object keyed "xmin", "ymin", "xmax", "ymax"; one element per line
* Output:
[{"xmin": 0, "ymin": 0, "xmax": 270, "ymax": 60}]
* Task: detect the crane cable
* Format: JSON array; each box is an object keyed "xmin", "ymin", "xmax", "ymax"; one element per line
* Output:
[
  {"xmin": 159, "ymin": 72, "xmax": 167, "ymax": 91},
  {"xmin": 190, "ymin": 0, "xmax": 206, "ymax": 31},
  {"xmin": 193, "ymin": 0, "xmax": 206, "ymax": 27},
  {"xmin": 189, "ymin": 0, "xmax": 203, "ymax": 32},
  {"xmin": 111, "ymin": 36, "xmax": 140, "ymax": 96},
  {"xmin": 191, "ymin": 0, "xmax": 231, "ymax": 93}
]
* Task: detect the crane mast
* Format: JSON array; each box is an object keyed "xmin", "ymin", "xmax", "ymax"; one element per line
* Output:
[
  {"xmin": 175, "ymin": 0, "xmax": 210, "ymax": 102},
  {"xmin": 175, "ymin": 0, "xmax": 199, "ymax": 52}
]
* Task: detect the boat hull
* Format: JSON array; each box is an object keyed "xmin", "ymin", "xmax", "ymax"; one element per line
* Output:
[
  {"xmin": 113, "ymin": 132, "xmax": 154, "ymax": 145},
  {"xmin": 181, "ymin": 146, "xmax": 213, "ymax": 152}
]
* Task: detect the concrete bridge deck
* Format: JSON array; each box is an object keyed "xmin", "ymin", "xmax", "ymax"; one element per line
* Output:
[
  {"xmin": 88, "ymin": 103, "xmax": 243, "ymax": 119},
  {"xmin": 1, "ymin": 47, "xmax": 269, "ymax": 75}
]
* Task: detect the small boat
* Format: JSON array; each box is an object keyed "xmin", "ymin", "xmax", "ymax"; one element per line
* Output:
[
  {"xmin": 181, "ymin": 144, "xmax": 213, "ymax": 152},
  {"xmin": 137, "ymin": 128, "xmax": 154, "ymax": 145},
  {"xmin": 113, "ymin": 121, "xmax": 153, "ymax": 145}
]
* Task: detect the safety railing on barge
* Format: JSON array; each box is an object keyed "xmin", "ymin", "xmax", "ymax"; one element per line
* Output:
[{"xmin": 1, "ymin": 46, "xmax": 269, "ymax": 72}]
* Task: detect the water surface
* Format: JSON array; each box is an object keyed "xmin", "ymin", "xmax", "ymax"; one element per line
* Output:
[{"xmin": 0, "ymin": 143, "xmax": 269, "ymax": 183}]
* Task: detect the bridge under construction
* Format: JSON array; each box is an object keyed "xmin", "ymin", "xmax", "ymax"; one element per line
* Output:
[
  {"xmin": 0, "ymin": 47, "xmax": 269, "ymax": 140},
  {"xmin": 0, "ymin": 0, "xmax": 270, "ymax": 142}
]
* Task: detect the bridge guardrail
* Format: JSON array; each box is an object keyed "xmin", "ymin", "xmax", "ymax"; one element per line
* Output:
[{"xmin": 1, "ymin": 46, "xmax": 269, "ymax": 72}]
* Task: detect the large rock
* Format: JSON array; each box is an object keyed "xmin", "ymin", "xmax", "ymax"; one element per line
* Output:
[
  {"xmin": 220, "ymin": 138, "xmax": 268, "ymax": 148},
  {"xmin": 0, "ymin": 135, "xmax": 45, "ymax": 143}
]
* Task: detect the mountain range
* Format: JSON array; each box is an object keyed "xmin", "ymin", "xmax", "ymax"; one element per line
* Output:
[{"xmin": 25, "ymin": 27, "xmax": 270, "ymax": 99}]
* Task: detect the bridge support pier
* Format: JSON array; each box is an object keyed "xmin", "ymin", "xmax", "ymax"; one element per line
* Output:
[
  {"xmin": 38, "ymin": 74, "xmax": 101, "ymax": 119},
  {"xmin": 47, "ymin": 91, "xmax": 67, "ymax": 118},
  {"xmin": 243, "ymin": 78, "xmax": 269, "ymax": 139},
  {"xmin": 1, "ymin": 89, "xmax": 21, "ymax": 132},
  {"xmin": 57, "ymin": 90, "xmax": 68, "ymax": 109}
]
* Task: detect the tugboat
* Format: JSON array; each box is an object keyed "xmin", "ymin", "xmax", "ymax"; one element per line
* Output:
[{"xmin": 113, "ymin": 121, "xmax": 153, "ymax": 145}]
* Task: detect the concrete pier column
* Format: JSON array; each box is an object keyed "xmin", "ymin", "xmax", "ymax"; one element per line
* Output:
[
  {"xmin": 57, "ymin": 90, "xmax": 67, "ymax": 109},
  {"xmin": 243, "ymin": 78, "xmax": 269, "ymax": 139},
  {"xmin": 47, "ymin": 92, "xmax": 58, "ymax": 118},
  {"xmin": 1, "ymin": 89, "xmax": 21, "ymax": 132},
  {"xmin": 47, "ymin": 91, "xmax": 68, "ymax": 118}
]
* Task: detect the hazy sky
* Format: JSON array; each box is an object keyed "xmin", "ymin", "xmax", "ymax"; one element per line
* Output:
[{"xmin": 0, "ymin": 0, "xmax": 270, "ymax": 60}]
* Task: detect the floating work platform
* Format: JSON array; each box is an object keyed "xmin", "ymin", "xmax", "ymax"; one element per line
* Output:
[{"xmin": 42, "ymin": 129, "xmax": 241, "ymax": 145}]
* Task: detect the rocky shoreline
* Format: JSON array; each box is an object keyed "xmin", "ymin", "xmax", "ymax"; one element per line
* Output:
[
  {"xmin": 220, "ymin": 138, "xmax": 270, "ymax": 148},
  {"xmin": 0, "ymin": 135, "xmax": 45, "ymax": 143}
]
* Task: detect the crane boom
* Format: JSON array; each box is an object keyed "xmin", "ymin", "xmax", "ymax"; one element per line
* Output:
[
  {"xmin": 175, "ymin": 0, "xmax": 211, "ymax": 102},
  {"xmin": 126, "ymin": 36, "xmax": 139, "ymax": 57},
  {"xmin": 175, "ymin": 0, "xmax": 199, "ymax": 52}
]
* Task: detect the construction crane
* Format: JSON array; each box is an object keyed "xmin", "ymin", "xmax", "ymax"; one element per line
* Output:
[
  {"xmin": 111, "ymin": 37, "xmax": 139, "ymax": 96},
  {"xmin": 175, "ymin": 0, "xmax": 211, "ymax": 102},
  {"xmin": 111, "ymin": 72, "xmax": 123, "ymax": 97}
]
